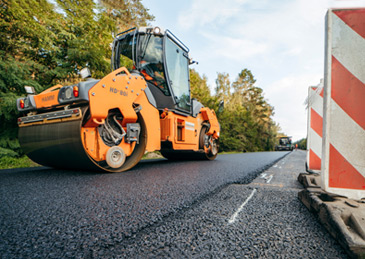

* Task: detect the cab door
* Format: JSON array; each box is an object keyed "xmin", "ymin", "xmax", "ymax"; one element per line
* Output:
[{"xmin": 164, "ymin": 34, "xmax": 191, "ymax": 114}]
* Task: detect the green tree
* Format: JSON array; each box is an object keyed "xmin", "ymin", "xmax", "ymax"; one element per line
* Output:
[
  {"xmin": 0, "ymin": 0, "xmax": 66, "ymax": 157},
  {"xmin": 100, "ymin": 0, "xmax": 155, "ymax": 32},
  {"xmin": 0, "ymin": 0, "xmax": 154, "ymax": 158},
  {"xmin": 215, "ymin": 69, "xmax": 279, "ymax": 152},
  {"xmin": 215, "ymin": 72, "xmax": 231, "ymax": 109},
  {"xmin": 294, "ymin": 138, "xmax": 307, "ymax": 150},
  {"xmin": 189, "ymin": 68, "xmax": 216, "ymax": 109},
  {"xmin": 55, "ymin": 0, "xmax": 115, "ymax": 79}
]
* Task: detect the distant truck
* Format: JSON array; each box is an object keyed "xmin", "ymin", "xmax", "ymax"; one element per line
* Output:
[{"xmin": 275, "ymin": 137, "xmax": 293, "ymax": 151}]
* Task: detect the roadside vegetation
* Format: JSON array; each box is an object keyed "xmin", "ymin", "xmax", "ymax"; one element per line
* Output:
[
  {"xmin": 0, "ymin": 0, "xmax": 282, "ymax": 169},
  {"xmin": 0, "ymin": 156, "xmax": 39, "ymax": 169},
  {"xmin": 190, "ymin": 69, "xmax": 280, "ymax": 152},
  {"xmin": 293, "ymin": 138, "xmax": 307, "ymax": 150}
]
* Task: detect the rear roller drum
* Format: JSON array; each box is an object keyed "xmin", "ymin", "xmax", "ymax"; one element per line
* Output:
[{"xmin": 199, "ymin": 126, "xmax": 219, "ymax": 160}]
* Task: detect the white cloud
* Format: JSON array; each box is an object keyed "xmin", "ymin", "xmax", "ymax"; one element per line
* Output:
[
  {"xmin": 283, "ymin": 47, "xmax": 303, "ymax": 56},
  {"xmin": 181, "ymin": 0, "xmax": 329, "ymax": 68},
  {"xmin": 265, "ymin": 74, "xmax": 322, "ymax": 141},
  {"xmin": 177, "ymin": 0, "xmax": 250, "ymax": 29},
  {"xmin": 201, "ymin": 33, "xmax": 268, "ymax": 61},
  {"xmin": 174, "ymin": 0, "xmax": 365, "ymax": 140}
]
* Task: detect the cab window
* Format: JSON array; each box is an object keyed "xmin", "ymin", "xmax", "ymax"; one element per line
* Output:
[
  {"xmin": 115, "ymin": 33, "xmax": 135, "ymax": 71},
  {"xmin": 165, "ymin": 37, "xmax": 190, "ymax": 112},
  {"xmin": 138, "ymin": 35, "xmax": 169, "ymax": 96}
]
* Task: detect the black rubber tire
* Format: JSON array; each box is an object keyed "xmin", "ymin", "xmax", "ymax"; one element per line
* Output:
[{"xmin": 199, "ymin": 126, "xmax": 219, "ymax": 160}]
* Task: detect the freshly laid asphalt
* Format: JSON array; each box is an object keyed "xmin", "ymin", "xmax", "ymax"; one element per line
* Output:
[
  {"xmin": 0, "ymin": 151, "xmax": 347, "ymax": 258},
  {"xmin": 110, "ymin": 151, "xmax": 347, "ymax": 258}
]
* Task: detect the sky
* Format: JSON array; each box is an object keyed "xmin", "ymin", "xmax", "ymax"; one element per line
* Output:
[{"xmin": 143, "ymin": 0, "xmax": 365, "ymax": 141}]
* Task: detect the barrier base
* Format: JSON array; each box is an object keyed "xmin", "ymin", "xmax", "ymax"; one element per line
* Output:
[
  {"xmin": 305, "ymin": 162, "xmax": 321, "ymax": 175},
  {"xmin": 298, "ymin": 172, "xmax": 321, "ymax": 189},
  {"xmin": 298, "ymin": 173, "xmax": 365, "ymax": 258}
]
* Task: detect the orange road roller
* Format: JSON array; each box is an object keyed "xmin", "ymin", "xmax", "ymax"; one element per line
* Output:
[{"xmin": 16, "ymin": 27, "xmax": 220, "ymax": 172}]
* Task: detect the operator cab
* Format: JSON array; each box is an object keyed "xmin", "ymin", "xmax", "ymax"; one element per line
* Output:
[{"xmin": 111, "ymin": 27, "xmax": 192, "ymax": 114}]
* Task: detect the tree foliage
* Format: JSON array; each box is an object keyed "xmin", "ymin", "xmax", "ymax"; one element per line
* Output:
[
  {"xmin": 100, "ymin": 0, "xmax": 154, "ymax": 32},
  {"xmin": 1, "ymin": 0, "xmax": 281, "ymax": 158},
  {"xmin": 0, "ymin": 0, "xmax": 154, "ymax": 157},
  {"xmin": 294, "ymin": 138, "xmax": 307, "ymax": 150},
  {"xmin": 190, "ymin": 69, "xmax": 280, "ymax": 152},
  {"xmin": 190, "ymin": 68, "xmax": 217, "ymax": 109}
]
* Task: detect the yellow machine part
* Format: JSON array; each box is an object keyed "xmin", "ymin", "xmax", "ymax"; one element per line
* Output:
[
  {"xmin": 160, "ymin": 111, "xmax": 202, "ymax": 151},
  {"xmin": 19, "ymin": 68, "xmax": 161, "ymax": 172},
  {"xmin": 200, "ymin": 107, "xmax": 220, "ymax": 139},
  {"xmin": 159, "ymin": 108, "xmax": 219, "ymax": 161}
]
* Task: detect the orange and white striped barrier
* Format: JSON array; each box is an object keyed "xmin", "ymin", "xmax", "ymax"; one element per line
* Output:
[
  {"xmin": 306, "ymin": 84, "xmax": 323, "ymax": 173},
  {"xmin": 322, "ymin": 8, "xmax": 365, "ymax": 200}
]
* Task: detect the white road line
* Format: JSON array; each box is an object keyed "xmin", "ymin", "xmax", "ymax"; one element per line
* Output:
[
  {"xmin": 266, "ymin": 175, "xmax": 273, "ymax": 184},
  {"xmin": 228, "ymin": 189, "xmax": 257, "ymax": 224}
]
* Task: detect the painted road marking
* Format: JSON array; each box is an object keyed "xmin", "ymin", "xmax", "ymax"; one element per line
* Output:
[
  {"xmin": 228, "ymin": 189, "xmax": 257, "ymax": 224},
  {"xmin": 266, "ymin": 175, "xmax": 273, "ymax": 183}
]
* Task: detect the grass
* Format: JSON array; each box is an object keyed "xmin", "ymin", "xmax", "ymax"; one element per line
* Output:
[
  {"xmin": 0, "ymin": 156, "xmax": 39, "ymax": 170},
  {"xmin": 142, "ymin": 151, "xmax": 163, "ymax": 160}
]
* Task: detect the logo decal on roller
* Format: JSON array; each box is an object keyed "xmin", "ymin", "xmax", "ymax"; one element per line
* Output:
[
  {"xmin": 110, "ymin": 87, "xmax": 128, "ymax": 97},
  {"xmin": 41, "ymin": 95, "xmax": 55, "ymax": 102}
]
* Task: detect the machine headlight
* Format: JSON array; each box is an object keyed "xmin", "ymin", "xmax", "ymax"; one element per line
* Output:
[
  {"xmin": 153, "ymin": 27, "xmax": 161, "ymax": 35},
  {"xmin": 24, "ymin": 97, "xmax": 30, "ymax": 108},
  {"xmin": 65, "ymin": 87, "xmax": 72, "ymax": 99}
]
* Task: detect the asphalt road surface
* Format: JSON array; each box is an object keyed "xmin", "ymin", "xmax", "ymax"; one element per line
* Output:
[
  {"xmin": 0, "ymin": 151, "xmax": 347, "ymax": 258},
  {"xmin": 112, "ymin": 151, "xmax": 347, "ymax": 258}
]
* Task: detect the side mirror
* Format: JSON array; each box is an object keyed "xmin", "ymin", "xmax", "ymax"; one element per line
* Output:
[
  {"xmin": 218, "ymin": 100, "xmax": 224, "ymax": 113},
  {"xmin": 24, "ymin": 86, "xmax": 36, "ymax": 95},
  {"xmin": 80, "ymin": 68, "xmax": 91, "ymax": 79},
  {"xmin": 189, "ymin": 58, "xmax": 199, "ymax": 65}
]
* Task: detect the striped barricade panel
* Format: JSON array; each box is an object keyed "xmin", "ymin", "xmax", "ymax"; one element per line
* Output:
[
  {"xmin": 322, "ymin": 8, "xmax": 365, "ymax": 200},
  {"xmin": 306, "ymin": 86, "xmax": 323, "ymax": 173}
]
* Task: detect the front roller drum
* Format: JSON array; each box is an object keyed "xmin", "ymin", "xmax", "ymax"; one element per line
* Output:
[
  {"xmin": 19, "ymin": 119, "xmax": 100, "ymax": 171},
  {"xmin": 19, "ymin": 111, "xmax": 147, "ymax": 172}
]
